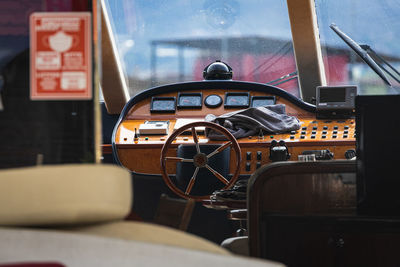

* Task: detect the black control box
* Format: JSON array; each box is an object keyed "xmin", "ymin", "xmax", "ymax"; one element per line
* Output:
[{"xmin": 316, "ymin": 85, "xmax": 357, "ymax": 119}]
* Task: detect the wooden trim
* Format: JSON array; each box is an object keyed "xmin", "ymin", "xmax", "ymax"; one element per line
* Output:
[
  {"xmin": 102, "ymin": 144, "xmax": 113, "ymax": 154},
  {"xmin": 100, "ymin": 0, "xmax": 130, "ymax": 114},
  {"xmin": 93, "ymin": 0, "xmax": 102, "ymax": 163},
  {"xmin": 247, "ymin": 160, "xmax": 356, "ymax": 257},
  {"xmin": 287, "ymin": 0, "xmax": 327, "ymax": 103}
]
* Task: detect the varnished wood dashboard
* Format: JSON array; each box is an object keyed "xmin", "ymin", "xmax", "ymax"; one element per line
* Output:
[{"xmin": 112, "ymin": 81, "xmax": 355, "ymax": 175}]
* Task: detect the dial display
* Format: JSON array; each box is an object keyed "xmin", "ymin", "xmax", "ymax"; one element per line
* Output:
[
  {"xmin": 251, "ymin": 96, "xmax": 276, "ymax": 107},
  {"xmin": 224, "ymin": 92, "xmax": 250, "ymax": 108},
  {"xmin": 150, "ymin": 97, "xmax": 176, "ymax": 112},
  {"xmin": 177, "ymin": 93, "xmax": 202, "ymax": 108},
  {"xmin": 204, "ymin": 94, "xmax": 222, "ymax": 108}
]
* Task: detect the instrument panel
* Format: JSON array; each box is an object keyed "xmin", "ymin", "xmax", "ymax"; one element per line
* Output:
[
  {"xmin": 150, "ymin": 92, "xmax": 278, "ymax": 112},
  {"xmin": 113, "ymin": 81, "xmax": 356, "ymax": 176},
  {"xmin": 224, "ymin": 92, "xmax": 250, "ymax": 108},
  {"xmin": 251, "ymin": 96, "xmax": 276, "ymax": 107},
  {"xmin": 204, "ymin": 94, "xmax": 223, "ymax": 108},
  {"xmin": 150, "ymin": 97, "xmax": 176, "ymax": 113},
  {"xmin": 177, "ymin": 93, "xmax": 202, "ymax": 108}
]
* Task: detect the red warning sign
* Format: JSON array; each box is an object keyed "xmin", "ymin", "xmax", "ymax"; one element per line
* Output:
[{"xmin": 30, "ymin": 12, "xmax": 92, "ymax": 100}]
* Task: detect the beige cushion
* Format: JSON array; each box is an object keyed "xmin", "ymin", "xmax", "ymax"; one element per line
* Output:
[
  {"xmin": 0, "ymin": 164, "xmax": 132, "ymax": 226},
  {"xmin": 0, "ymin": 227, "xmax": 285, "ymax": 267},
  {"xmin": 62, "ymin": 221, "xmax": 230, "ymax": 255}
]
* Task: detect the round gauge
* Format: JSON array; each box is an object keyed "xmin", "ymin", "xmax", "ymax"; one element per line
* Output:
[{"xmin": 204, "ymin": 94, "xmax": 222, "ymax": 108}]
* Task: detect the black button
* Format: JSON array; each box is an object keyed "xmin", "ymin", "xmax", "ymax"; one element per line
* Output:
[
  {"xmin": 246, "ymin": 152, "xmax": 252, "ymax": 160},
  {"xmin": 257, "ymin": 151, "xmax": 262, "ymax": 160},
  {"xmin": 246, "ymin": 162, "xmax": 251, "ymax": 172}
]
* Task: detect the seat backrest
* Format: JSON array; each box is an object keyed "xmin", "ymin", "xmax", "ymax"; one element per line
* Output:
[
  {"xmin": 247, "ymin": 160, "xmax": 356, "ymax": 258},
  {"xmin": 154, "ymin": 194, "xmax": 195, "ymax": 231},
  {"xmin": 0, "ymin": 164, "xmax": 132, "ymax": 226}
]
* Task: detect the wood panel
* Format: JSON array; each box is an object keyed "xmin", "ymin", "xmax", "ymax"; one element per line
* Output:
[
  {"xmin": 247, "ymin": 161, "xmax": 357, "ymax": 258},
  {"xmin": 114, "ymin": 88, "xmax": 356, "ymax": 175}
]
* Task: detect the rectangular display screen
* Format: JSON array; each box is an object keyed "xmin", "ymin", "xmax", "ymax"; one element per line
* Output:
[
  {"xmin": 177, "ymin": 93, "xmax": 202, "ymax": 108},
  {"xmin": 224, "ymin": 92, "xmax": 250, "ymax": 108},
  {"xmin": 150, "ymin": 97, "xmax": 176, "ymax": 112},
  {"xmin": 319, "ymin": 87, "xmax": 346, "ymax": 103},
  {"xmin": 251, "ymin": 96, "xmax": 276, "ymax": 107}
]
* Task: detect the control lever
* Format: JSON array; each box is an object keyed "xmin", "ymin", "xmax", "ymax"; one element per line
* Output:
[
  {"xmin": 302, "ymin": 149, "xmax": 334, "ymax": 160},
  {"xmin": 345, "ymin": 149, "xmax": 356, "ymax": 159},
  {"xmin": 269, "ymin": 140, "xmax": 290, "ymax": 162}
]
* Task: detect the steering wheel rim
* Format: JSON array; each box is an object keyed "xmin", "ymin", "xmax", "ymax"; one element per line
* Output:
[{"xmin": 160, "ymin": 121, "xmax": 242, "ymax": 201}]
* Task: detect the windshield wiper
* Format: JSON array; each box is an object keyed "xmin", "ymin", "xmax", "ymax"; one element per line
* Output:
[
  {"xmin": 359, "ymin": 44, "xmax": 400, "ymax": 84},
  {"xmin": 330, "ymin": 23, "xmax": 392, "ymax": 86},
  {"xmin": 266, "ymin": 71, "xmax": 298, "ymax": 87}
]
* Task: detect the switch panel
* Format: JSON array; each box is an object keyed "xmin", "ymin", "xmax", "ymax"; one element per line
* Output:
[{"xmin": 256, "ymin": 151, "xmax": 262, "ymax": 161}]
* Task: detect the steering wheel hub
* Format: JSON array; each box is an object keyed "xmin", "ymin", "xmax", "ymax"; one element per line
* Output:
[{"xmin": 193, "ymin": 153, "xmax": 208, "ymax": 168}]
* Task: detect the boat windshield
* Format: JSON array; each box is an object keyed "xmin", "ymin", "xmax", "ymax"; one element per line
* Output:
[
  {"xmin": 103, "ymin": 0, "xmax": 299, "ymax": 97},
  {"xmin": 315, "ymin": 0, "xmax": 400, "ymax": 95}
]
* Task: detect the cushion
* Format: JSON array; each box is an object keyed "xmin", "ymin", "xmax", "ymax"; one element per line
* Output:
[
  {"xmin": 0, "ymin": 164, "xmax": 132, "ymax": 226},
  {"xmin": 0, "ymin": 227, "xmax": 285, "ymax": 267},
  {"xmin": 62, "ymin": 220, "xmax": 230, "ymax": 255}
]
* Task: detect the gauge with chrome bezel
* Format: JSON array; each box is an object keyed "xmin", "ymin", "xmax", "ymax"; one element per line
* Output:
[
  {"xmin": 224, "ymin": 92, "xmax": 250, "ymax": 108},
  {"xmin": 150, "ymin": 97, "xmax": 176, "ymax": 113},
  {"xmin": 177, "ymin": 93, "xmax": 202, "ymax": 108},
  {"xmin": 204, "ymin": 94, "xmax": 223, "ymax": 108},
  {"xmin": 251, "ymin": 96, "xmax": 276, "ymax": 107}
]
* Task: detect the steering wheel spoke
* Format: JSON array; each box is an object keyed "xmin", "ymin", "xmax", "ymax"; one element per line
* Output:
[
  {"xmin": 205, "ymin": 164, "xmax": 230, "ymax": 185},
  {"xmin": 207, "ymin": 141, "xmax": 232, "ymax": 159},
  {"xmin": 191, "ymin": 127, "xmax": 201, "ymax": 154},
  {"xmin": 165, "ymin": 157, "xmax": 193, "ymax": 163},
  {"xmin": 185, "ymin": 167, "xmax": 199, "ymax": 195}
]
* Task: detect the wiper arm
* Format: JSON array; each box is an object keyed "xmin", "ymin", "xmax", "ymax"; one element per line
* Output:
[
  {"xmin": 360, "ymin": 44, "xmax": 400, "ymax": 84},
  {"xmin": 330, "ymin": 23, "xmax": 392, "ymax": 86},
  {"xmin": 266, "ymin": 71, "xmax": 298, "ymax": 87}
]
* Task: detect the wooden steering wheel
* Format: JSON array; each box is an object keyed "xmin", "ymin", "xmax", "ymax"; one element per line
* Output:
[{"xmin": 160, "ymin": 121, "xmax": 242, "ymax": 201}]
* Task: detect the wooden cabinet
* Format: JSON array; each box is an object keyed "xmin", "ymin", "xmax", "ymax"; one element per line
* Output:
[{"xmin": 261, "ymin": 214, "xmax": 400, "ymax": 267}]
